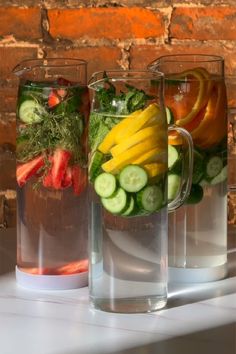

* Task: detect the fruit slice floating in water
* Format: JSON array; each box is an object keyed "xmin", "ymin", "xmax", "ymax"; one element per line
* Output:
[{"xmin": 165, "ymin": 68, "xmax": 207, "ymax": 127}]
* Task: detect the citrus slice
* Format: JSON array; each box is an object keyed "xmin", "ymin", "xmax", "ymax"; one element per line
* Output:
[{"xmin": 165, "ymin": 68, "xmax": 207, "ymax": 127}]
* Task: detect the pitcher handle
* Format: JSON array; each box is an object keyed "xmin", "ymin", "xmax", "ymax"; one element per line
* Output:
[{"xmin": 168, "ymin": 125, "xmax": 193, "ymax": 212}]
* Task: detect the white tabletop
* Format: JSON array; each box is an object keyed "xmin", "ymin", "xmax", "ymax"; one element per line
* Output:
[{"xmin": 0, "ymin": 228, "xmax": 236, "ymax": 354}]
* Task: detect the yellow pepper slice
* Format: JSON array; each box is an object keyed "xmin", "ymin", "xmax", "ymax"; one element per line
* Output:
[
  {"xmin": 98, "ymin": 110, "xmax": 141, "ymax": 154},
  {"xmin": 133, "ymin": 147, "xmax": 166, "ymax": 165},
  {"xmin": 111, "ymin": 125, "xmax": 165, "ymax": 157},
  {"xmin": 102, "ymin": 136, "xmax": 160, "ymax": 174},
  {"xmin": 115, "ymin": 103, "xmax": 162, "ymax": 143},
  {"xmin": 143, "ymin": 162, "xmax": 167, "ymax": 178}
]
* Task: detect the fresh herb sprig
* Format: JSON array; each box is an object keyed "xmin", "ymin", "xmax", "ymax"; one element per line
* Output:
[
  {"xmin": 89, "ymin": 74, "xmax": 154, "ymax": 152},
  {"xmin": 17, "ymin": 110, "xmax": 85, "ymax": 165}
]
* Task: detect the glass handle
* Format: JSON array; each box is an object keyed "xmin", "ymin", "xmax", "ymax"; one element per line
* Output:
[{"xmin": 167, "ymin": 125, "xmax": 193, "ymax": 212}]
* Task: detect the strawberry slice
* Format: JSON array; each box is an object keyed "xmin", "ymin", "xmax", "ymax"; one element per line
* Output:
[
  {"xmin": 17, "ymin": 155, "xmax": 44, "ymax": 187},
  {"xmin": 48, "ymin": 90, "xmax": 60, "ymax": 108},
  {"xmin": 57, "ymin": 259, "xmax": 89, "ymax": 275},
  {"xmin": 72, "ymin": 165, "xmax": 87, "ymax": 196},
  {"xmin": 43, "ymin": 171, "xmax": 52, "ymax": 188},
  {"xmin": 51, "ymin": 148, "xmax": 72, "ymax": 189},
  {"xmin": 62, "ymin": 166, "xmax": 72, "ymax": 188}
]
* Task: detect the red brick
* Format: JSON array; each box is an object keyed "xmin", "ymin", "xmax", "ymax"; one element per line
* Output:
[
  {"xmin": 48, "ymin": 8, "xmax": 165, "ymax": 40},
  {"xmin": 170, "ymin": 7, "xmax": 236, "ymax": 40},
  {"xmin": 0, "ymin": 47, "xmax": 38, "ymax": 80},
  {"xmin": 45, "ymin": 47, "xmax": 122, "ymax": 79},
  {"xmin": 0, "ymin": 7, "xmax": 41, "ymax": 40},
  {"xmin": 0, "ymin": 113, "xmax": 16, "ymax": 146},
  {"xmin": 130, "ymin": 44, "xmax": 236, "ymax": 75}
]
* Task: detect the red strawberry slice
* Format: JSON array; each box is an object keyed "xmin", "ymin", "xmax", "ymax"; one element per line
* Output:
[
  {"xmin": 57, "ymin": 259, "xmax": 89, "ymax": 275},
  {"xmin": 72, "ymin": 165, "xmax": 87, "ymax": 196},
  {"xmin": 51, "ymin": 148, "xmax": 72, "ymax": 189},
  {"xmin": 43, "ymin": 171, "xmax": 52, "ymax": 188},
  {"xmin": 17, "ymin": 155, "xmax": 44, "ymax": 187},
  {"xmin": 62, "ymin": 166, "xmax": 72, "ymax": 188},
  {"xmin": 48, "ymin": 90, "xmax": 60, "ymax": 108}
]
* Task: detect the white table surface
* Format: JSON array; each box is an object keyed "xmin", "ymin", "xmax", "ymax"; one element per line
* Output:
[{"xmin": 0, "ymin": 228, "xmax": 236, "ymax": 354}]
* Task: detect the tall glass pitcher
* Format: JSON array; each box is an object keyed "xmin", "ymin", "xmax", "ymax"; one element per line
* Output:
[
  {"xmin": 14, "ymin": 58, "xmax": 89, "ymax": 290},
  {"xmin": 148, "ymin": 55, "xmax": 228, "ymax": 282},
  {"xmin": 88, "ymin": 70, "xmax": 193, "ymax": 312}
]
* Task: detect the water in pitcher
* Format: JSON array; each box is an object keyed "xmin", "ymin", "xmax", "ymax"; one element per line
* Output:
[
  {"xmin": 169, "ymin": 181, "xmax": 227, "ymax": 268},
  {"xmin": 16, "ymin": 78, "xmax": 90, "ymax": 276},
  {"xmin": 164, "ymin": 69, "xmax": 228, "ymax": 272},
  {"xmin": 17, "ymin": 179, "xmax": 88, "ymax": 274},
  {"xmin": 89, "ymin": 199, "xmax": 168, "ymax": 312}
]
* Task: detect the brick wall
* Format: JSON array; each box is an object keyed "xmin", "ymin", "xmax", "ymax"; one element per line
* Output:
[
  {"xmin": 1, "ymin": 0, "xmax": 236, "ymax": 146},
  {"xmin": 0, "ymin": 0, "xmax": 236, "ymax": 226}
]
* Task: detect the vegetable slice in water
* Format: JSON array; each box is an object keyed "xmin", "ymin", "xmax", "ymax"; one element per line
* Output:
[
  {"xmin": 119, "ymin": 165, "xmax": 148, "ymax": 193},
  {"xmin": 19, "ymin": 99, "xmax": 46, "ymax": 124},
  {"xmin": 101, "ymin": 187, "xmax": 127, "ymax": 214},
  {"xmin": 185, "ymin": 184, "xmax": 204, "ymax": 204},
  {"xmin": 94, "ymin": 172, "xmax": 117, "ymax": 198},
  {"xmin": 168, "ymin": 173, "xmax": 181, "ymax": 200},
  {"xmin": 137, "ymin": 185, "xmax": 163, "ymax": 212},
  {"xmin": 168, "ymin": 145, "xmax": 179, "ymax": 170},
  {"xmin": 205, "ymin": 156, "xmax": 223, "ymax": 178}
]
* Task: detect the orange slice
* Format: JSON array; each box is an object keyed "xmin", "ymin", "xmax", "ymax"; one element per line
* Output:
[{"xmin": 165, "ymin": 68, "xmax": 207, "ymax": 127}]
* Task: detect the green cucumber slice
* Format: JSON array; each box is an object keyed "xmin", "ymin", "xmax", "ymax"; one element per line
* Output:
[
  {"xmin": 205, "ymin": 156, "xmax": 223, "ymax": 178},
  {"xmin": 94, "ymin": 172, "xmax": 116, "ymax": 198},
  {"xmin": 137, "ymin": 185, "xmax": 163, "ymax": 212},
  {"xmin": 185, "ymin": 184, "xmax": 204, "ymax": 204},
  {"xmin": 210, "ymin": 165, "xmax": 227, "ymax": 185},
  {"xmin": 119, "ymin": 165, "xmax": 148, "ymax": 193},
  {"xmin": 101, "ymin": 187, "xmax": 127, "ymax": 214},
  {"xmin": 166, "ymin": 107, "xmax": 174, "ymax": 125},
  {"xmin": 18, "ymin": 99, "xmax": 46, "ymax": 124},
  {"xmin": 168, "ymin": 145, "xmax": 179, "ymax": 170},
  {"xmin": 89, "ymin": 150, "xmax": 104, "ymax": 182},
  {"xmin": 121, "ymin": 195, "xmax": 135, "ymax": 216},
  {"xmin": 168, "ymin": 173, "xmax": 181, "ymax": 200}
]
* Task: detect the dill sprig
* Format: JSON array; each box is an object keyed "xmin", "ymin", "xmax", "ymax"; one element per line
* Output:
[{"xmin": 17, "ymin": 110, "xmax": 85, "ymax": 166}]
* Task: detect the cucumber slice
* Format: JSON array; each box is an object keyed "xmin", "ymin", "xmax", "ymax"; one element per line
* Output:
[
  {"xmin": 166, "ymin": 107, "xmax": 174, "ymax": 125},
  {"xmin": 192, "ymin": 150, "xmax": 205, "ymax": 184},
  {"xmin": 205, "ymin": 156, "xmax": 223, "ymax": 178},
  {"xmin": 137, "ymin": 185, "xmax": 163, "ymax": 212},
  {"xmin": 168, "ymin": 145, "xmax": 179, "ymax": 170},
  {"xmin": 210, "ymin": 165, "xmax": 227, "ymax": 185},
  {"xmin": 119, "ymin": 165, "xmax": 148, "ymax": 193},
  {"xmin": 185, "ymin": 184, "xmax": 204, "ymax": 204},
  {"xmin": 101, "ymin": 187, "xmax": 127, "ymax": 214},
  {"xmin": 94, "ymin": 172, "xmax": 116, "ymax": 198},
  {"xmin": 121, "ymin": 195, "xmax": 135, "ymax": 216},
  {"xmin": 89, "ymin": 150, "xmax": 104, "ymax": 182},
  {"xmin": 168, "ymin": 173, "xmax": 181, "ymax": 200},
  {"xmin": 18, "ymin": 99, "xmax": 45, "ymax": 124}
]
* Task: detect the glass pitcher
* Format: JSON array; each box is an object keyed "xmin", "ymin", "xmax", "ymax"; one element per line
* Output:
[
  {"xmin": 148, "ymin": 55, "xmax": 228, "ymax": 282},
  {"xmin": 13, "ymin": 58, "xmax": 89, "ymax": 290},
  {"xmin": 88, "ymin": 70, "xmax": 193, "ymax": 313}
]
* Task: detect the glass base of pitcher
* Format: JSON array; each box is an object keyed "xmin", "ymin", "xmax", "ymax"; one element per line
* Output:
[
  {"xmin": 15, "ymin": 266, "xmax": 88, "ymax": 290},
  {"xmin": 90, "ymin": 295, "xmax": 167, "ymax": 313},
  {"xmin": 168, "ymin": 262, "xmax": 228, "ymax": 283}
]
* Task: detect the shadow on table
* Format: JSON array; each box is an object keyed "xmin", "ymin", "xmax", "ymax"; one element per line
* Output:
[
  {"xmin": 0, "ymin": 227, "xmax": 16, "ymax": 275},
  {"xmin": 166, "ymin": 246, "xmax": 236, "ymax": 309},
  {"xmin": 111, "ymin": 323, "xmax": 236, "ymax": 354},
  {"xmin": 63, "ymin": 323, "xmax": 236, "ymax": 354}
]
